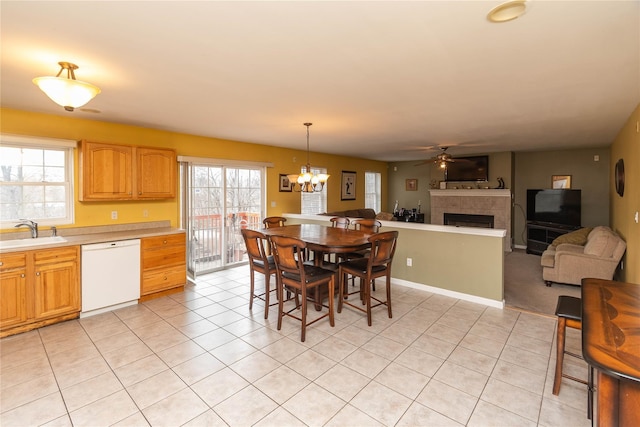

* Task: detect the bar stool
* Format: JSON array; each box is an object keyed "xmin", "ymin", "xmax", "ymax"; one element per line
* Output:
[{"xmin": 553, "ymin": 295, "xmax": 594, "ymax": 419}]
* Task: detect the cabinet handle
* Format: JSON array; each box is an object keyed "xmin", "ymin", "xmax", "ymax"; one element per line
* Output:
[
  {"xmin": 0, "ymin": 261, "xmax": 3, "ymax": 267},
  {"xmin": 163, "ymin": 276, "xmax": 168, "ymax": 281},
  {"xmin": 36, "ymin": 272, "xmax": 40, "ymax": 276},
  {"xmin": 138, "ymin": 191, "xmax": 142, "ymax": 195},
  {"xmin": 21, "ymin": 273, "xmax": 25, "ymax": 278},
  {"xmin": 163, "ymin": 240, "xmax": 167, "ymax": 244}
]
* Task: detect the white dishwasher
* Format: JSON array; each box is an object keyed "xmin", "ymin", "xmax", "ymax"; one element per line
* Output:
[{"xmin": 81, "ymin": 239, "xmax": 141, "ymax": 317}]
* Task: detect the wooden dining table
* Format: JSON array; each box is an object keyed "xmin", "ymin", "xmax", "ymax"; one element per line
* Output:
[
  {"xmin": 581, "ymin": 278, "xmax": 640, "ymax": 426},
  {"xmin": 260, "ymin": 223, "xmax": 372, "ymax": 262},
  {"xmin": 260, "ymin": 223, "xmax": 372, "ymax": 310}
]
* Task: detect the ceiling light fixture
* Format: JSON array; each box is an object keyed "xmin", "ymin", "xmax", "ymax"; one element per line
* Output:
[
  {"xmin": 487, "ymin": 0, "xmax": 528, "ymax": 23},
  {"xmin": 287, "ymin": 123, "xmax": 329, "ymax": 193},
  {"xmin": 33, "ymin": 62, "xmax": 101, "ymax": 112}
]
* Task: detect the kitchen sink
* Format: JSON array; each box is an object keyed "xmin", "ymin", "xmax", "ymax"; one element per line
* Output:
[{"xmin": 0, "ymin": 236, "xmax": 67, "ymax": 250}]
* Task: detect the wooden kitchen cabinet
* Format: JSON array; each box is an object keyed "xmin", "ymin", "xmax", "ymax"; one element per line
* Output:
[
  {"xmin": 79, "ymin": 141, "xmax": 176, "ymax": 201},
  {"xmin": 140, "ymin": 233, "xmax": 186, "ymax": 300},
  {"xmin": 0, "ymin": 246, "xmax": 80, "ymax": 338},
  {"xmin": 0, "ymin": 252, "xmax": 28, "ymax": 329}
]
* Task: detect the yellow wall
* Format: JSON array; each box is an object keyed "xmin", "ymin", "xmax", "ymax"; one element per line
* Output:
[
  {"xmin": 0, "ymin": 108, "xmax": 387, "ymax": 232},
  {"xmin": 610, "ymin": 103, "xmax": 640, "ymax": 284}
]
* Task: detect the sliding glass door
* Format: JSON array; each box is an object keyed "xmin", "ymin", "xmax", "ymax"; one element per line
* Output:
[{"xmin": 181, "ymin": 160, "xmax": 265, "ymax": 278}]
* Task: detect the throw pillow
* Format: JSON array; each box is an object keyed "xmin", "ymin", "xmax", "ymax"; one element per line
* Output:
[{"xmin": 550, "ymin": 227, "xmax": 593, "ymax": 247}]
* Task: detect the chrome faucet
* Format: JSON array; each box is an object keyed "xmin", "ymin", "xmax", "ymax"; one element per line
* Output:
[{"xmin": 15, "ymin": 219, "xmax": 38, "ymax": 238}]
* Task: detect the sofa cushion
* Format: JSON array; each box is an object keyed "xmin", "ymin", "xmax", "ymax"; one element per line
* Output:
[
  {"xmin": 550, "ymin": 227, "xmax": 592, "ymax": 247},
  {"xmin": 583, "ymin": 228, "xmax": 620, "ymax": 258}
]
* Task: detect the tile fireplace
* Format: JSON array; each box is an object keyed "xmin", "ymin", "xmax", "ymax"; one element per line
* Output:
[{"xmin": 430, "ymin": 189, "xmax": 512, "ymax": 250}]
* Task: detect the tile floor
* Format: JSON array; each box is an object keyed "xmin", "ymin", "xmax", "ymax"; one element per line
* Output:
[{"xmin": 1, "ymin": 266, "xmax": 592, "ymax": 426}]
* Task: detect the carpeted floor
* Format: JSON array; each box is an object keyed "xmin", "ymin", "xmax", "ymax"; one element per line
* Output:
[{"xmin": 504, "ymin": 248, "xmax": 581, "ymax": 316}]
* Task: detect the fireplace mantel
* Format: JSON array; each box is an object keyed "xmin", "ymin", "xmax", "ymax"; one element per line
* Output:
[
  {"xmin": 429, "ymin": 189, "xmax": 512, "ymax": 250},
  {"xmin": 429, "ymin": 189, "xmax": 511, "ymax": 198}
]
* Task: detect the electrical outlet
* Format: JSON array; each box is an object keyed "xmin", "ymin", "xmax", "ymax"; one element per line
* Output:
[
  {"xmin": 406, "ymin": 258, "xmax": 412, "ymax": 267},
  {"xmin": 111, "ymin": 211, "xmax": 118, "ymax": 220}
]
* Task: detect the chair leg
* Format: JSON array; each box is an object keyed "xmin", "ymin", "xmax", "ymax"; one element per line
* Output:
[
  {"xmin": 365, "ymin": 278, "xmax": 372, "ymax": 326},
  {"xmin": 328, "ymin": 276, "xmax": 335, "ymax": 327},
  {"xmin": 338, "ymin": 271, "xmax": 345, "ymax": 313},
  {"xmin": 249, "ymin": 270, "xmax": 255, "ymax": 311},
  {"xmin": 263, "ymin": 272, "xmax": 270, "ymax": 319},
  {"xmin": 553, "ymin": 317, "xmax": 567, "ymax": 395},
  {"xmin": 301, "ymin": 286, "xmax": 307, "ymax": 342},
  {"xmin": 277, "ymin": 280, "xmax": 284, "ymax": 332},
  {"xmin": 386, "ymin": 275, "xmax": 392, "ymax": 319}
]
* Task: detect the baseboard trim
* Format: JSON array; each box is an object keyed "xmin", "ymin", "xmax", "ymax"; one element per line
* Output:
[{"xmin": 392, "ymin": 278, "xmax": 505, "ymax": 309}]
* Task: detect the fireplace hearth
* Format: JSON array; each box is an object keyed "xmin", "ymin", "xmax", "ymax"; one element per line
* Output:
[{"xmin": 444, "ymin": 213, "xmax": 494, "ymax": 229}]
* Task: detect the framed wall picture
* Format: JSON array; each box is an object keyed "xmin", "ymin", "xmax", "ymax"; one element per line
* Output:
[
  {"xmin": 279, "ymin": 174, "xmax": 292, "ymax": 192},
  {"xmin": 406, "ymin": 179, "xmax": 418, "ymax": 191},
  {"xmin": 552, "ymin": 175, "xmax": 571, "ymax": 189},
  {"xmin": 341, "ymin": 171, "xmax": 356, "ymax": 200}
]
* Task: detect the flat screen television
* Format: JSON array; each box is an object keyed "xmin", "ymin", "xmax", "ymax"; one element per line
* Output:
[
  {"xmin": 527, "ymin": 189, "xmax": 581, "ymax": 227},
  {"xmin": 445, "ymin": 156, "xmax": 489, "ymax": 182}
]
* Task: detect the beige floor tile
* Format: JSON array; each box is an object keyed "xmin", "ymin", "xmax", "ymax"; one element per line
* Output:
[
  {"xmin": 101, "ymin": 340, "xmax": 154, "ymax": 369},
  {"xmin": 467, "ymin": 400, "xmax": 536, "ymax": 427},
  {"xmin": 127, "ymin": 369, "xmax": 187, "ymax": 409},
  {"xmin": 191, "ymin": 367, "xmax": 250, "ymax": 407},
  {"xmin": 214, "ymin": 385, "xmax": 279, "ymax": 426},
  {"xmin": 374, "ymin": 362, "xmax": 430, "ymax": 399},
  {"xmin": 459, "ymin": 332, "xmax": 506, "ymax": 358},
  {"xmin": 254, "ymin": 365, "xmax": 310, "ymax": 404},
  {"xmin": 1, "ymin": 392, "xmax": 67, "ymax": 427},
  {"xmin": 60, "ymin": 371, "xmax": 123, "ymax": 412},
  {"xmin": 351, "ymin": 381, "xmax": 413, "ymax": 426},
  {"xmin": 176, "ymin": 318, "xmax": 219, "ymax": 339},
  {"xmin": 433, "ymin": 360, "xmax": 489, "ymax": 398},
  {"xmin": 397, "ymin": 402, "xmax": 463, "ymax": 426},
  {"xmin": 69, "ymin": 389, "xmax": 139, "ymax": 426},
  {"xmin": 325, "ymin": 403, "xmax": 384, "ymax": 427},
  {"xmin": 92, "ymin": 329, "xmax": 142, "ymax": 354},
  {"xmin": 0, "ymin": 372, "xmax": 59, "ymax": 412},
  {"xmin": 446, "ymin": 346, "xmax": 497, "ymax": 376},
  {"xmin": 361, "ymin": 335, "xmax": 408, "ymax": 360},
  {"xmin": 254, "ymin": 406, "xmax": 307, "ymax": 427},
  {"xmin": 500, "ymin": 344, "xmax": 551, "ymax": 374},
  {"xmin": 394, "ymin": 346, "xmax": 445, "ymax": 378},
  {"xmin": 416, "ymin": 379, "xmax": 477, "ymax": 425},
  {"xmin": 341, "ymin": 348, "xmax": 390, "ymax": 379},
  {"xmin": 142, "ymin": 328, "xmax": 190, "ymax": 353},
  {"xmin": 113, "ymin": 354, "xmax": 168, "ymax": 387},
  {"xmin": 110, "ymin": 411, "xmax": 150, "ymax": 427},
  {"xmin": 410, "ymin": 334, "xmax": 456, "ymax": 359},
  {"xmin": 172, "ymin": 352, "xmax": 225, "ymax": 385},
  {"xmin": 283, "ymin": 383, "xmax": 346, "ymax": 426},
  {"xmin": 312, "ymin": 335, "xmax": 358, "ymax": 362},
  {"xmin": 0, "ymin": 355, "xmax": 52, "ymax": 390},
  {"xmin": 261, "ymin": 336, "xmax": 308, "ymax": 363},
  {"xmin": 480, "ymin": 377, "xmax": 542, "ymax": 422},
  {"xmin": 142, "ymin": 388, "xmax": 209, "ymax": 426},
  {"xmin": 230, "ymin": 350, "xmax": 282, "ymax": 382},
  {"xmin": 286, "ymin": 348, "xmax": 335, "ymax": 380},
  {"xmin": 315, "ymin": 364, "xmax": 370, "ymax": 401},
  {"xmin": 222, "ymin": 317, "xmax": 265, "ymax": 337},
  {"xmin": 156, "ymin": 339, "xmax": 206, "ymax": 367},
  {"xmin": 491, "ymin": 359, "xmax": 547, "ymax": 396},
  {"xmin": 538, "ymin": 396, "xmax": 591, "ymax": 427},
  {"xmin": 378, "ymin": 322, "xmax": 423, "ymax": 345},
  {"xmin": 180, "ymin": 409, "xmax": 226, "ymax": 427},
  {"xmin": 209, "ymin": 337, "xmax": 258, "ymax": 365},
  {"xmin": 191, "ymin": 327, "xmax": 237, "ymax": 351},
  {"xmin": 52, "ymin": 355, "xmax": 111, "ymax": 390}
]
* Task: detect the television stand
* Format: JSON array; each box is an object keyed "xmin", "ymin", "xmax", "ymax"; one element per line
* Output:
[{"xmin": 526, "ymin": 222, "xmax": 581, "ymax": 255}]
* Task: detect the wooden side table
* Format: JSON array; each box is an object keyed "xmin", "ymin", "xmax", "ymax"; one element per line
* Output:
[{"xmin": 581, "ymin": 278, "xmax": 640, "ymax": 426}]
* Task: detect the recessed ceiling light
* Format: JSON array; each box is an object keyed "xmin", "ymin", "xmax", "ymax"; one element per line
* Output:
[{"xmin": 487, "ymin": 0, "xmax": 528, "ymax": 23}]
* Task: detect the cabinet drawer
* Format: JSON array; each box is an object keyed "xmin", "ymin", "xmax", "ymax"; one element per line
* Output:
[
  {"xmin": 142, "ymin": 233, "xmax": 185, "ymax": 251},
  {"xmin": 0, "ymin": 253, "xmax": 27, "ymax": 271},
  {"xmin": 142, "ymin": 247, "xmax": 185, "ymax": 270},
  {"xmin": 34, "ymin": 247, "xmax": 79, "ymax": 265},
  {"xmin": 142, "ymin": 267, "xmax": 186, "ymax": 294}
]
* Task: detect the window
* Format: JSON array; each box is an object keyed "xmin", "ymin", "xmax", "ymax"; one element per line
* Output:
[
  {"xmin": 365, "ymin": 171, "xmax": 381, "ymax": 212},
  {"xmin": 300, "ymin": 166, "xmax": 328, "ymax": 214},
  {"xmin": 0, "ymin": 135, "xmax": 75, "ymax": 226}
]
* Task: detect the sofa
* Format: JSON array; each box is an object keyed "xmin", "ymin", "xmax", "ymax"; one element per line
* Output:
[{"xmin": 541, "ymin": 226, "xmax": 626, "ymax": 286}]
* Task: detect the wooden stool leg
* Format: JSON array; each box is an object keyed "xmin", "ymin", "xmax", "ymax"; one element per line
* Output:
[{"xmin": 553, "ymin": 317, "xmax": 567, "ymax": 395}]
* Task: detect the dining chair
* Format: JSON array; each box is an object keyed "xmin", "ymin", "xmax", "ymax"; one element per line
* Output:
[
  {"xmin": 263, "ymin": 216, "xmax": 287, "ymax": 228},
  {"xmin": 330, "ymin": 217, "xmax": 350, "ymax": 229},
  {"xmin": 344, "ymin": 218, "xmax": 382, "ymax": 288},
  {"xmin": 352, "ymin": 218, "xmax": 381, "ymax": 234},
  {"xmin": 241, "ymin": 228, "xmax": 279, "ymax": 319},
  {"xmin": 270, "ymin": 235, "xmax": 335, "ymax": 342},
  {"xmin": 338, "ymin": 230, "xmax": 398, "ymax": 326},
  {"xmin": 552, "ymin": 295, "xmax": 594, "ymax": 419}
]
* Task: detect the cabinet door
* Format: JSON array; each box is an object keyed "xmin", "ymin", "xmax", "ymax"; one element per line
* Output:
[
  {"xmin": 33, "ymin": 248, "xmax": 80, "ymax": 320},
  {"xmin": 0, "ymin": 253, "xmax": 28, "ymax": 329},
  {"xmin": 81, "ymin": 141, "xmax": 133, "ymax": 200},
  {"xmin": 136, "ymin": 147, "xmax": 176, "ymax": 199}
]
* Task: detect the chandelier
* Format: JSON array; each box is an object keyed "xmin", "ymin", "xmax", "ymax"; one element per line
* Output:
[
  {"xmin": 33, "ymin": 62, "xmax": 101, "ymax": 112},
  {"xmin": 287, "ymin": 123, "xmax": 329, "ymax": 192}
]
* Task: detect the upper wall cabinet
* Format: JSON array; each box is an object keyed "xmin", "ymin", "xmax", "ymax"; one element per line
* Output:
[{"xmin": 79, "ymin": 141, "xmax": 176, "ymax": 201}]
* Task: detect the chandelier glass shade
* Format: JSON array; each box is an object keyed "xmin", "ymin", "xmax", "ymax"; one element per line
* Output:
[
  {"xmin": 33, "ymin": 62, "xmax": 101, "ymax": 112},
  {"xmin": 287, "ymin": 123, "xmax": 329, "ymax": 192}
]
